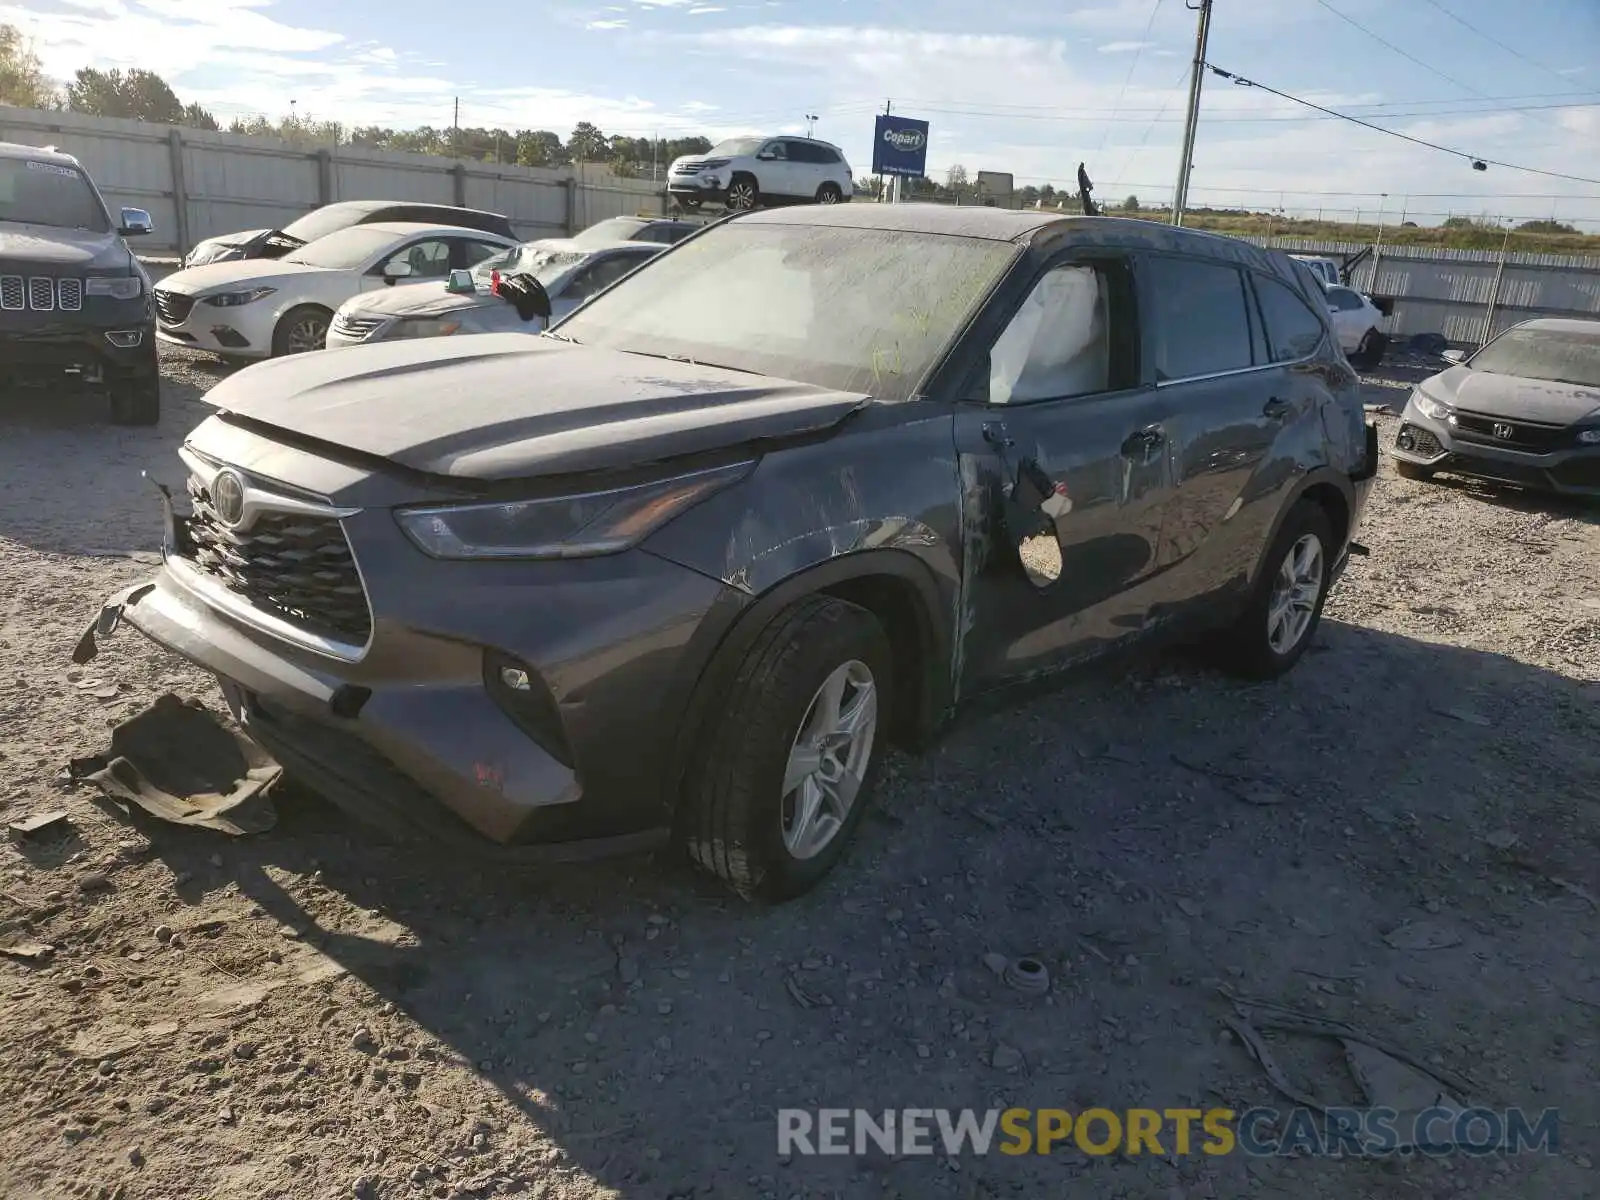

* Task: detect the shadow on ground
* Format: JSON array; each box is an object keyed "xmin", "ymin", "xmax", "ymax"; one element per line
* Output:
[{"xmin": 116, "ymin": 618, "xmax": 1599, "ymax": 1199}]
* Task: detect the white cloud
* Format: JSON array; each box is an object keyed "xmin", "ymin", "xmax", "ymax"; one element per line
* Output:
[
  {"xmin": 587, "ymin": 19, "xmax": 629, "ymax": 29},
  {"xmin": 688, "ymin": 5, "xmax": 727, "ymax": 12},
  {"xmin": 1097, "ymin": 40, "xmax": 1154, "ymax": 53}
]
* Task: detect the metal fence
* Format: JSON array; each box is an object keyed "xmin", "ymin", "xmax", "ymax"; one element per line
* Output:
[{"xmin": 0, "ymin": 105, "xmax": 668, "ymax": 255}]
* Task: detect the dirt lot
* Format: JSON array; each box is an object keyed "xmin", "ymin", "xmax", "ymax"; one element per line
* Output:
[{"xmin": 1, "ymin": 350, "xmax": 1597, "ymax": 1200}]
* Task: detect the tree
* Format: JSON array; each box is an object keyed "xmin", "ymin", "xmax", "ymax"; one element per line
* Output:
[
  {"xmin": 1515, "ymin": 218, "xmax": 1577, "ymax": 234},
  {"xmin": 1, "ymin": 23, "xmax": 54, "ymax": 109},
  {"xmin": 567, "ymin": 121, "xmax": 607, "ymax": 161},
  {"xmin": 515, "ymin": 130, "xmax": 566, "ymax": 167},
  {"xmin": 945, "ymin": 163, "xmax": 969, "ymax": 190},
  {"xmin": 66, "ymin": 67, "xmax": 217, "ymax": 130},
  {"xmin": 1123, "ymin": 194, "xmax": 1139, "ymax": 212}
]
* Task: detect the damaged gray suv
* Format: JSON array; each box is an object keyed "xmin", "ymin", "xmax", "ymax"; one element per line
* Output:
[{"xmin": 79, "ymin": 205, "xmax": 1378, "ymax": 900}]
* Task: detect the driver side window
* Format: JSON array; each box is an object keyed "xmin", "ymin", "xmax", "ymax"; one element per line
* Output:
[
  {"xmin": 380, "ymin": 239, "xmax": 451, "ymax": 279},
  {"xmin": 985, "ymin": 264, "xmax": 1116, "ymax": 405},
  {"xmin": 760, "ymin": 141, "xmax": 787, "ymax": 160}
]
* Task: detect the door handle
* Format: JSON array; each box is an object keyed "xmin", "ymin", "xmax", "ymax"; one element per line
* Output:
[
  {"xmin": 1263, "ymin": 397, "xmax": 1292, "ymax": 420},
  {"xmin": 1121, "ymin": 426, "xmax": 1164, "ymax": 456}
]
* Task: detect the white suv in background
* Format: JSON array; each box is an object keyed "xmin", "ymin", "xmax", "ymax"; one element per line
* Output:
[{"xmin": 668, "ymin": 136, "xmax": 853, "ymax": 212}]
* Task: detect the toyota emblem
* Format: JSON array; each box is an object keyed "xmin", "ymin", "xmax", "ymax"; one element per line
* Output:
[
  {"xmin": 1492, "ymin": 422, "xmax": 1514, "ymax": 440},
  {"xmin": 211, "ymin": 469, "xmax": 247, "ymax": 527}
]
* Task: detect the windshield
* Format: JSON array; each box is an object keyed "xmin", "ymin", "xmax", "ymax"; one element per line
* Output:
[
  {"xmin": 284, "ymin": 225, "xmax": 403, "ymax": 270},
  {"xmin": 707, "ymin": 138, "xmax": 764, "ymax": 158},
  {"xmin": 1469, "ymin": 326, "xmax": 1600, "ymax": 388},
  {"xmin": 472, "ymin": 242, "xmax": 586, "ymax": 286},
  {"xmin": 556, "ymin": 223, "xmax": 1020, "ymax": 402},
  {"xmin": 279, "ymin": 204, "xmax": 369, "ymax": 246},
  {"xmin": 0, "ymin": 158, "xmax": 110, "ymax": 232},
  {"xmin": 571, "ymin": 218, "xmax": 645, "ymax": 246}
]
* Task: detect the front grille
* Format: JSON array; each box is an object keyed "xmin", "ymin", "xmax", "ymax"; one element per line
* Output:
[
  {"xmin": 672, "ymin": 163, "xmax": 703, "ymax": 175},
  {"xmin": 331, "ymin": 313, "xmax": 384, "ymax": 339},
  {"xmin": 1, "ymin": 276, "xmax": 24, "ymax": 310},
  {"xmin": 1452, "ymin": 409, "xmax": 1569, "ymax": 451},
  {"xmin": 153, "ymin": 289, "xmax": 194, "ymax": 325},
  {"xmin": 57, "ymin": 277, "xmax": 83, "ymax": 311},
  {"xmin": 28, "ymin": 277, "xmax": 54, "ymax": 311},
  {"xmin": 181, "ymin": 474, "xmax": 371, "ymax": 646},
  {"xmin": 0, "ymin": 275, "xmax": 84, "ymax": 311}
]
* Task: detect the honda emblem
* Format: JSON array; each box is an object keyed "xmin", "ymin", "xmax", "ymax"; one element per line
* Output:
[{"xmin": 1492, "ymin": 422, "xmax": 1514, "ymax": 440}]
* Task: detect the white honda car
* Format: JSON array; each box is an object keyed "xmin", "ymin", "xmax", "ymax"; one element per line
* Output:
[
  {"xmin": 153, "ymin": 221, "xmax": 518, "ymax": 359},
  {"xmin": 324, "ymin": 237, "xmax": 665, "ymax": 349}
]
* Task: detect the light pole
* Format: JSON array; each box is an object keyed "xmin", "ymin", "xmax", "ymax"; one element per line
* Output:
[{"xmin": 804, "ymin": 113, "xmax": 819, "ymax": 138}]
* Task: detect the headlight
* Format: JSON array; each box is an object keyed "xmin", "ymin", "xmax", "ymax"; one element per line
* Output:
[
  {"xmin": 386, "ymin": 316, "xmax": 463, "ymax": 340},
  {"xmin": 1578, "ymin": 429, "xmax": 1600, "ymax": 445},
  {"xmin": 85, "ymin": 276, "xmax": 144, "ymax": 300},
  {"xmin": 202, "ymin": 287, "xmax": 276, "ymax": 307},
  {"xmin": 1412, "ymin": 391, "xmax": 1452, "ymax": 422},
  {"xmin": 395, "ymin": 462, "xmax": 753, "ymax": 560}
]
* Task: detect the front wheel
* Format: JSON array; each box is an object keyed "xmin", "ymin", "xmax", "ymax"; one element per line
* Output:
[
  {"xmin": 725, "ymin": 176, "xmax": 759, "ymax": 212},
  {"xmin": 684, "ymin": 595, "xmax": 892, "ymax": 902},
  {"xmin": 1218, "ymin": 501, "xmax": 1334, "ymax": 680},
  {"xmin": 1347, "ymin": 328, "xmax": 1387, "ymax": 371},
  {"xmin": 272, "ymin": 306, "xmax": 331, "ymax": 357},
  {"xmin": 108, "ymin": 376, "xmax": 160, "ymax": 426}
]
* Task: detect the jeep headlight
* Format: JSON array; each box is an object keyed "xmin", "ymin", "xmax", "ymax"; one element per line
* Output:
[
  {"xmin": 386, "ymin": 316, "xmax": 463, "ymax": 340},
  {"xmin": 85, "ymin": 276, "xmax": 144, "ymax": 301},
  {"xmin": 202, "ymin": 287, "xmax": 277, "ymax": 307},
  {"xmin": 395, "ymin": 462, "xmax": 753, "ymax": 560}
]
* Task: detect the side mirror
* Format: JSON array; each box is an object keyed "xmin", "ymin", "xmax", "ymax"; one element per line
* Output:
[
  {"xmin": 1440, "ymin": 348, "xmax": 1467, "ymax": 365},
  {"xmin": 382, "ymin": 260, "xmax": 414, "ymax": 285},
  {"xmin": 493, "ymin": 272, "xmax": 552, "ymax": 323},
  {"xmin": 119, "ymin": 207, "xmax": 153, "ymax": 237},
  {"xmin": 445, "ymin": 268, "xmax": 476, "ymax": 294},
  {"xmin": 756, "ymin": 150, "xmax": 776, "ymax": 161}
]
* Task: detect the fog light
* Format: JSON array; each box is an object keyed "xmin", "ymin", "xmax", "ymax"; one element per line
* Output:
[
  {"xmin": 1579, "ymin": 429, "xmax": 1600, "ymax": 445},
  {"xmin": 1398, "ymin": 429, "xmax": 1416, "ymax": 451},
  {"xmin": 499, "ymin": 666, "xmax": 533, "ymax": 692},
  {"xmin": 104, "ymin": 329, "xmax": 143, "ymax": 348}
]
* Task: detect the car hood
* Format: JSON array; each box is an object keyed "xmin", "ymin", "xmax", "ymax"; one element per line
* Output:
[
  {"xmin": 0, "ymin": 223, "xmax": 132, "ymax": 271},
  {"xmin": 1426, "ymin": 366, "xmax": 1600, "ymax": 425},
  {"xmin": 345, "ymin": 281, "xmax": 495, "ymax": 319},
  {"xmin": 157, "ymin": 258, "xmax": 330, "ymax": 296},
  {"xmin": 205, "ymin": 334, "xmax": 870, "ymax": 480}
]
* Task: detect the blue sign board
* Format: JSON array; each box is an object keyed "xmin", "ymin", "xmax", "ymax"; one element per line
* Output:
[{"xmin": 871, "ymin": 114, "xmax": 930, "ymax": 178}]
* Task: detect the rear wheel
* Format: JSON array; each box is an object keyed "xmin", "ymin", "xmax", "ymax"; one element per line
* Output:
[
  {"xmin": 1347, "ymin": 328, "xmax": 1387, "ymax": 371},
  {"xmin": 684, "ymin": 596, "xmax": 891, "ymax": 902},
  {"xmin": 815, "ymin": 182, "xmax": 843, "ymax": 205},
  {"xmin": 1218, "ymin": 501, "xmax": 1334, "ymax": 680},
  {"xmin": 725, "ymin": 175, "xmax": 759, "ymax": 212},
  {"xmin": 272, "ymin": 306, "xmax": 331, "ymax": 357}
]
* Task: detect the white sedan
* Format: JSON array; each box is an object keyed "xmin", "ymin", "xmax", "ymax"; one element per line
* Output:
[
  {"xmin": 153, "ymin": 221, "xmax": 519, "ymax": 359},
  {"xmin": 325, "ymin": 237, "xmax": 665, "ymax": 349}
]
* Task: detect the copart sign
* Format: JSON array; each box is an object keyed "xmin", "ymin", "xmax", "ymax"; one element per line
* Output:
[{"xmin": 872, "ymin": 115, "xmax": 931, "ymax": 178}]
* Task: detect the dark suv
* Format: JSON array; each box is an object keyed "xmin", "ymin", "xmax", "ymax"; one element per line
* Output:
[
  {"xmin": 78, "ymin": 206, "xmax": 1377, "ymax": 899},
  {"xmin": 0, "ymin": 141, "xmax": 160, "ymax": 424}
]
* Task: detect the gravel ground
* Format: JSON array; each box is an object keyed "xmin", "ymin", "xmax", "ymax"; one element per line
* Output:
[{"xmin": 1, "ymin": 349, "xmax": 1597, "ymax": 1200}]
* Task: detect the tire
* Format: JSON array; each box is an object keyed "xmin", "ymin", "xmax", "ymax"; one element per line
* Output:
[
  {"xmin": 1219, "ymin": 500, "xmax": 1335, "ymax": 680},
  {"xmin": 725, "ymin": 175, "xmax": 759, "ymax": 212},
  {"xmin": 684, "ymin": 595, "xmax": 892, "ymax": 902},
  {"xmin": 272, "ymin": 305, "xmax": 332, "ymax": 357},
  {"xmin": 1347, "ymin": 328, "xmax": 1387, "ymax": 372},
  {"xmin": 815, "ymin": 182, "xmax": 843, "ymax": 205},
  {"xmin": 1394, "ymin": 459, "xmax": 1435, "ymax": 482},
  {"xmin": 108, "ymin": 376, "xmax": 160, "ymax": 426}
]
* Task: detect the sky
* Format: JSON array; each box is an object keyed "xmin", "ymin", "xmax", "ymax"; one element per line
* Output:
[{"xmin": 4, "ymin": 0, "xmax": 1598, "ymax": 228}]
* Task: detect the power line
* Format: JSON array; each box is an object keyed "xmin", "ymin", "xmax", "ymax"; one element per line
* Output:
[
  {"xmin": 1310, "ymin": 0, "xmax": 1494, "ymax": 99},
  {"xmin": 1205, "ymin": 63, "xmax": 1600, "ymax": 186},
  {"xmin": 1112, "ymin": 64, "xmax": 1193, "ymax": 186},
  {"xmin": 1097, "ymin": 0, "xmax": 1164, "ymax": 152},
  {"xmin": 1415, "ymin": 0, "xmax": 1571, "ymax": 87},
  {"xmin": 883, "ymin": 88, "xmax": 1599, "ymax": 114},
  {"xmin": 902, "ymin": 99, "xmax": 1598, "ymax": 124}
]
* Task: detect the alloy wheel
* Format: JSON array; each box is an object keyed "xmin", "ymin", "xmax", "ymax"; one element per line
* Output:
[
  {"xmin": 1267, "ymin": 533, "xmax": 1325, "ymax": 655},
  {"xmin": 284, "ymin": 314, "xmax": 329, "ymax": 354},
  {"xmin": 781, "ymin": 660, "xmax": 877, "ymax": 860},
  {"xmin": 727, "ymin": 181, "xmax": 757, "ymax": 211}
]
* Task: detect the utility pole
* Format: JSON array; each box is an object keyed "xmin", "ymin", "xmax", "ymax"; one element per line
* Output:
[
  {"xmin": 1171, "ymin": 0, "xmax": 1213, "ymax": 227},
  {"xmin": 452, "ymin": 96, "xmax": 460, "ymax": 158},
  {"xmin": 1482, "ymin": 218, "xmax": 1512, "ymax": 346},
  {"xmin": 1370, "ymin": 192, "xmax": 1389, "ymax": 293}
]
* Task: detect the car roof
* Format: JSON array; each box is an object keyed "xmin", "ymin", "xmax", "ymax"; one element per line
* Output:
[
  {"xmin": 0, "ymin": 141, "xmax": 82, "ymax": 167},
  {"xmin": 320, "ymin": 199, "xmax": 508, "ymax": 220},
  {"xmin": 1508, "ymin": 317, "xmax": 1600, "ymax": 335},
  {"xmin": 530, "ymin": 236, "xmax": 663, "ymax": 255},
  {"xmin": 350, "ymin": 221, "xmax": 515, "ymax": 240},
  {"xmin": 734, "ymin": 204, "xmax": 1291, "ymax": 269}
]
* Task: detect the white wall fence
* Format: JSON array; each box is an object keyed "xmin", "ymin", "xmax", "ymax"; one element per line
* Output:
[
  {"xmin": 1, "ymin": 105, "xmax": 668, "ymax": 255},
  {"xmin": 1246, "ymin": 236, "xmax": 1600, "ymax": 346}
]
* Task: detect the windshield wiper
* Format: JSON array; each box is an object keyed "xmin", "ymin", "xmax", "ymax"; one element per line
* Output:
[
  {"xmin": 621, "ymin": 348, "xmax": 757, "ymax": 375},
  {"xmin": 540, "ymin": 330, "xmax": 580, "ymax": 344}
]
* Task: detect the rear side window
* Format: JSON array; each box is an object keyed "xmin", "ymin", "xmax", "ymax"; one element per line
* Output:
[
  {"xmin": 1254, "ymin": 275, "xmax": 1327, "ymax": 361},
  {"xmin": 1145, "ymin": 256, "xmax": 1252, "ymax": 381},
  {"xmin": 1326, "ymin": 286, "xmax": 1364, "ymax": 312}
]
